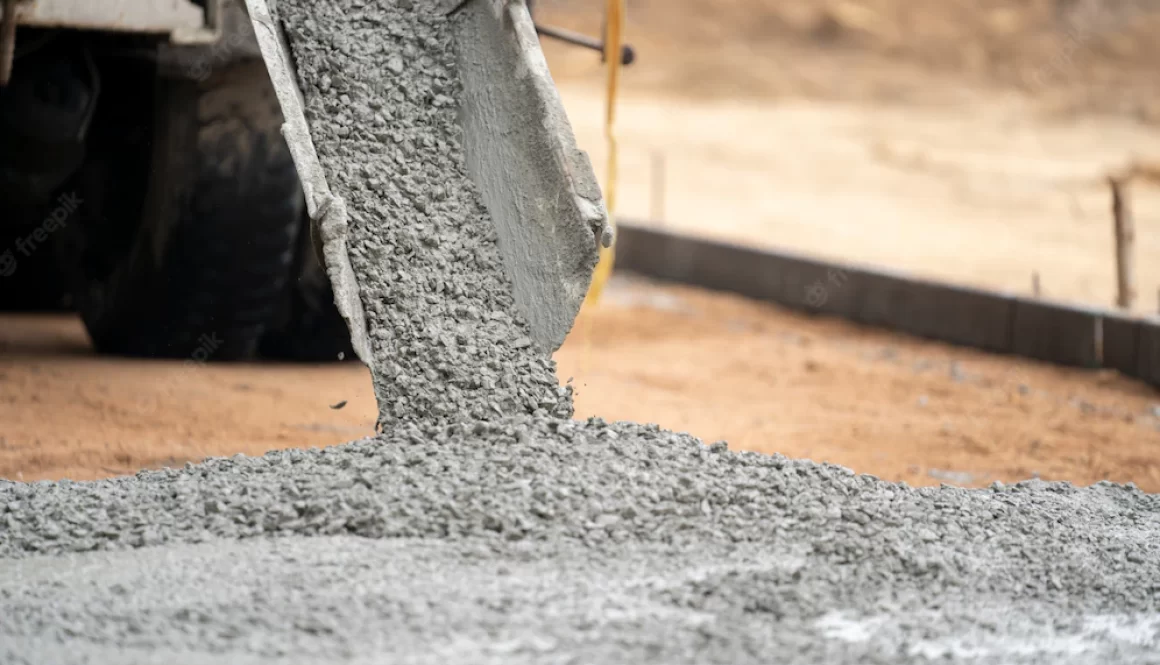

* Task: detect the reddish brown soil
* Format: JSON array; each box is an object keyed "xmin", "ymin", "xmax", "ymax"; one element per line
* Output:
[{"xmin": 4, "ymin": 278, "xmax": 1158, "ymax": 490}]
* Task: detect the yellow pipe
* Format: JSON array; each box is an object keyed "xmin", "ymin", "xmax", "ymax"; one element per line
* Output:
[{"xmin": 583, "ymin": 0, "xmax": 624, "ymax": 308}]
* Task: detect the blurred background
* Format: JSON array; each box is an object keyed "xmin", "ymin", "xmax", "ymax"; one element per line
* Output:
[{"xmin": 540, "ymin": 0, "xmax": 1160, "ymax": 311}]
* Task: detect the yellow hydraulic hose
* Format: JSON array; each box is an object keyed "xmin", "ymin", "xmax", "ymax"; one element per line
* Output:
[
  {"xmin": 583, "ymin": 0, "xmax": 624, "ymax": 308},
  {"xmin": 574, "ymin": 0, "xmax": 624, "ymax": 381}
]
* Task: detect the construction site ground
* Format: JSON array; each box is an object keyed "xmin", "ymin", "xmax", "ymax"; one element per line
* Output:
[
  {"xmin": 4, "ymin": 275, "xmax": 1160, "ymax": 491},
  {"xmin": 4, "ymin": 0, "xmax": 1160, "ymax": 490}
]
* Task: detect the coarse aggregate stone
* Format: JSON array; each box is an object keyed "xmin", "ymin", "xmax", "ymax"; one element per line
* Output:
[
  {"xmin": 2, "ymin": 418, "xmax": 1160, "ymax": 662},
  {"xmin": 277, "ymin": 0, "xmax": 572, "ymax": 431}
]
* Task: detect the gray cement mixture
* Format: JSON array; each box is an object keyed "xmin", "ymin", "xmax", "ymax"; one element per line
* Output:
[
  {"xmin": 276, "ymin": 0, "xmax": 571, "ymax": 431},
  {"xmin": 2, "ymin": 419, "xmax": 1160, "ymax": 663},
  {"xmin": 2, "ymin": 1, "xmax": 1159, "ymax": 663}
]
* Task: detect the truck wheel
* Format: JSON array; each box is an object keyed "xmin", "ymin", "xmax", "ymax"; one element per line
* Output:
[
  {"xmin": 259, "ymin": 210, "xmax": 357, "ymax": 362},
  {"xmin": 58, "ymin": 58, "xmax": 300, "ymax": 360},
  {"xmin": 0, "ymin": 35, "xmax": 91, "ymax": 312}
]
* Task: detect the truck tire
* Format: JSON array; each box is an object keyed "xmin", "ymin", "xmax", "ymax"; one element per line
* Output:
[
  {"xmin": 259, "ymin": 210, "xmax": 357, "ymax": 362},
  {"xmin": 0, "ymin": 35, "xmax": 91, "ymax": 312},
  {"xmin": 58, "ymin": 58, "xmax": 301, "ymax": 360}
]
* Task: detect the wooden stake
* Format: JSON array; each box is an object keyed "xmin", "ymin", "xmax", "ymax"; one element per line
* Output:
[
  {"xmin": 650, "ymin": 150, "xmax": 667, "ymax": 224},
  {"xmin": 1109, "ymin": 176, "xmax": 1135, "ymax": 309},
  {"xmin": 1032, "ymin": 271, "xmax": 1041, "ymax": 297}
]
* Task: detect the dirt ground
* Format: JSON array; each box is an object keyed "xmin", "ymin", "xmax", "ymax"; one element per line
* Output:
[{"xmin": 3, "ymin": 276, "xmax": 1159, "ymax": 490}]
